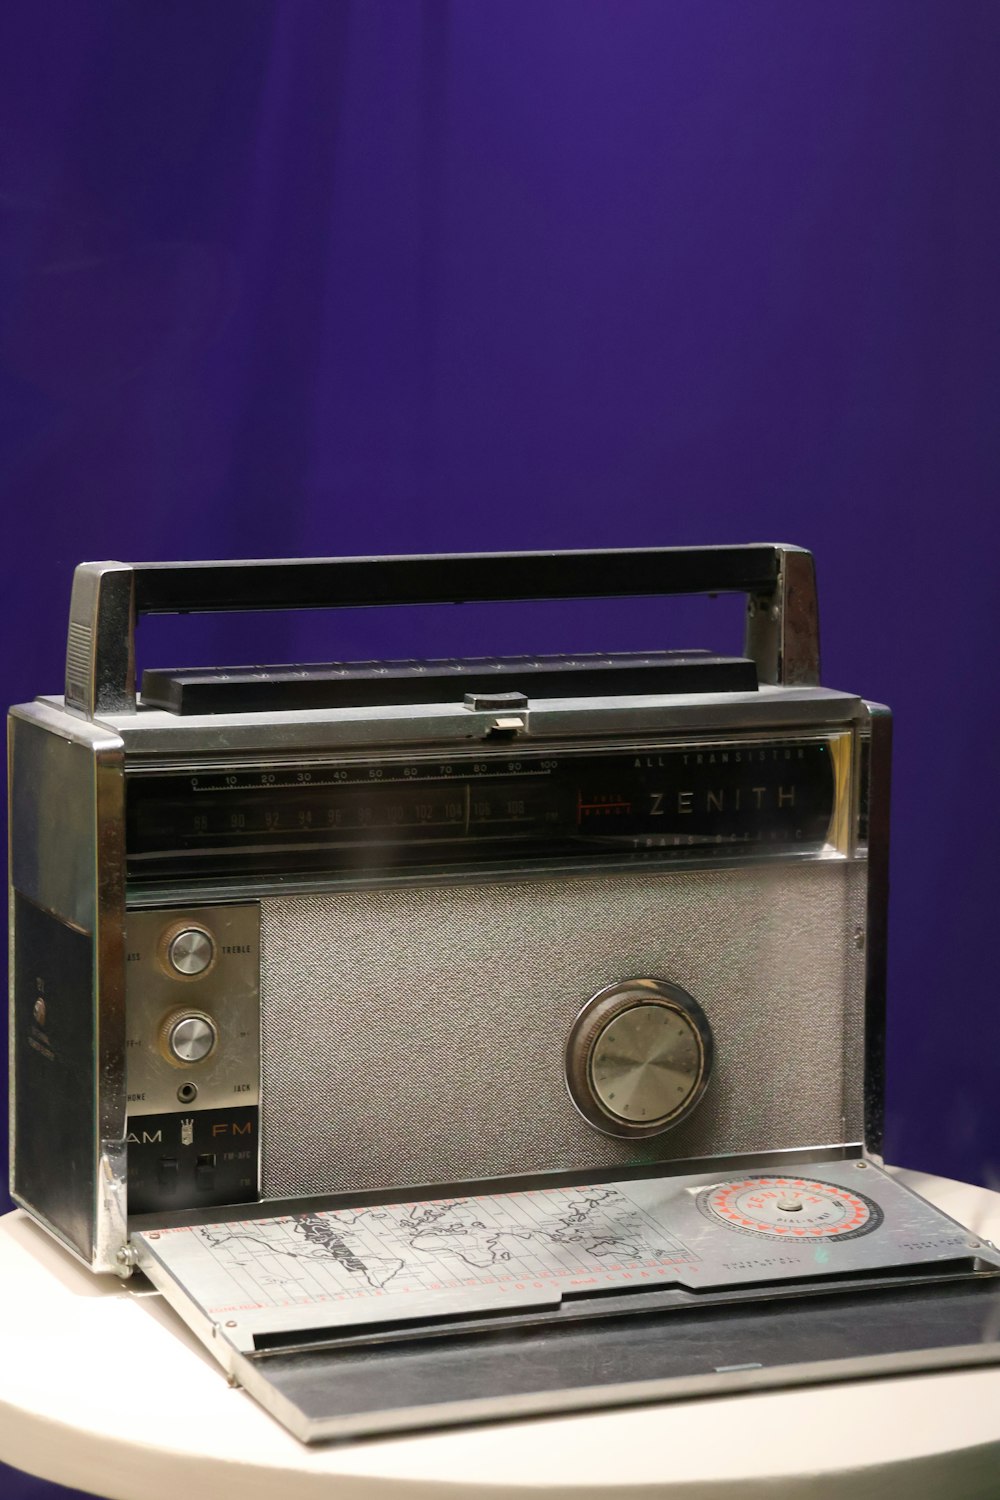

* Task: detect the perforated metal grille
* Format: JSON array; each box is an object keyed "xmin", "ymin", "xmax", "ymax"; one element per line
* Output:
[{"xmin": 260, "ymin": 862, "xmax": 865, "ymax": 1198}]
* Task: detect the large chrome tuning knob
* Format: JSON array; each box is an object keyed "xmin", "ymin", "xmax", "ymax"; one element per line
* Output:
[{"xmin": 565, "ymin": 977, "xmax": 713, "ymax": 1138}]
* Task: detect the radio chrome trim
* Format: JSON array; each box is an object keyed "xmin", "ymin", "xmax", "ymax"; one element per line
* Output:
[
  {"xmin": 123, "ymin": 853, "xmax": 854, "ymax": 910},
  {"xmin": 120, "ymin": 719, "xmax": 862, "ymax": 774},
  {"xmin": 36, "ymin": 683, "xmax": 865, "ymax": 757}
]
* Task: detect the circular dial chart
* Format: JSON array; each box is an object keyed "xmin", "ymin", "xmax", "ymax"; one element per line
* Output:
[{"xmin": 697, "ymin": 1176, "xmax": 882, "ymax": 1241}]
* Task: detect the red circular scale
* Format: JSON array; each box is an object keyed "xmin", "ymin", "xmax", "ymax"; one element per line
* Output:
[{"xmin": 697, "ymin": 1176, "xmax": 879, "ymax": 1240}]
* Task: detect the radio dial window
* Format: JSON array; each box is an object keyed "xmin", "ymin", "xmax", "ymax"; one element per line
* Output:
[{"xmin": 124, "ymin": 733, "xmax": 852, "ymax": 884}]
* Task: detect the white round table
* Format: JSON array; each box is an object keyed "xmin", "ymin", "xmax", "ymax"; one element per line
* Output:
[{"xmin": 2, "ymin": 1169, "xmax": 1000, "ymax": 1500}]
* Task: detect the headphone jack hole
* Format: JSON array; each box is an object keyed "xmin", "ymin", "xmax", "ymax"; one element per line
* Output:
[{"xmin": 177, "ymin": 1082, "xmax": 198, "ymax": 1104}]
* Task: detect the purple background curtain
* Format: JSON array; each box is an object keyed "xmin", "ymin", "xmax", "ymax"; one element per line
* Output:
[{"xmin": 2, "ymin": 3, "xmax": 999, "ymax": 1493}]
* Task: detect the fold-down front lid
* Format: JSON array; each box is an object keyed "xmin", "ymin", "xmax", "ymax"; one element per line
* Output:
[{"xmin": 132, "ymin": 1161, "xmax": 1000, "ymax": 1442}]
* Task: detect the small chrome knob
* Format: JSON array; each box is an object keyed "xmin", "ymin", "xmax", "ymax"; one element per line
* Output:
[
  {"xmin": 166, "ymin": 1013, "xmax": 217, "ymax": 1065},
  {"xmin": 167, "ymin": 927, "xmax": 214, "ymax": 977}
]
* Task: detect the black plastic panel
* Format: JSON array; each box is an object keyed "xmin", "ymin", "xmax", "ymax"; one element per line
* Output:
[
  {"xmin": 127, "ymin": 1106, "xmax": 259, "ymax": 1216},
  {"xmin": 131, "ymin": 546, "xmax": 781, "ymax": 616}
]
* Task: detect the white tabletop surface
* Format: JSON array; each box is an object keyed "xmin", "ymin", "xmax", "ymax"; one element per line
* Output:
[{"xmin": 2, "ymin": 1168, "xmax": 1000, "ymax": 1500}]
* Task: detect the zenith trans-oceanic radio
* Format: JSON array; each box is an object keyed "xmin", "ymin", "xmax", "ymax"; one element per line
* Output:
[{"xmin": 9, "ymin": 546, "xmax": 1000, "ymax": 1441}]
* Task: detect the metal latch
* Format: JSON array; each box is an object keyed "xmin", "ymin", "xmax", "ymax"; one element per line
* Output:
[{"xmin": 463, "ymin": 689, "xmax": 528, "ymax": 737}]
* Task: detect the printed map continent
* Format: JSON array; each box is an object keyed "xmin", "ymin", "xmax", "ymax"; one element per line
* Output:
[{"xmin": 195, "ymin": 1185, "xmax": 684, "ymax": 1298}]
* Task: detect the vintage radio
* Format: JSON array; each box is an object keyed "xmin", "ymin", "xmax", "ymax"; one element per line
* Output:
[{"xmin": 9, "ymin": 545, "xmax": 1000, "ymax": 1441}]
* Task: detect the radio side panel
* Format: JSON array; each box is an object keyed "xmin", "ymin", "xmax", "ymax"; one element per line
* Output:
[
  {"xmin": 8, "ymin": 703, "xmax": 126, "ymax": 1269},
  {"xmin": 861, "ymin": 702, "xmax": 892, "ymax": 1159}
]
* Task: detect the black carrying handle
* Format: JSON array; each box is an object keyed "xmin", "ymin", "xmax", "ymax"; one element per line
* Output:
[{"xmin": 63, "ymin": 544, "xmax": 819, "ymax": 715}]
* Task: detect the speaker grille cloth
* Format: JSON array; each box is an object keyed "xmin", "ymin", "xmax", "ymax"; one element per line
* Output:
[{"xmin": 260, "ymin": 862, "xmax": 865, "ymax": 1198}]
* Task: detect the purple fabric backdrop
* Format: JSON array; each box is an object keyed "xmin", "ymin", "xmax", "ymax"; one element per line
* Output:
[{"xmin": 2, "ymin": 3, "xmax": 999, "ymax": 1494}]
